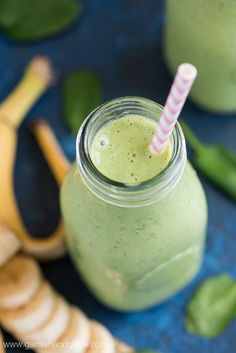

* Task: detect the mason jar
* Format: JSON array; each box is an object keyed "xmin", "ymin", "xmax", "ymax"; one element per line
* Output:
[
  {"xmin": 61, "ymin": 97, "xmax": 207, "ymax": 311},
  {"xmin": 164, "ymin": 0, "xmax": 236, "ymax": 113}
]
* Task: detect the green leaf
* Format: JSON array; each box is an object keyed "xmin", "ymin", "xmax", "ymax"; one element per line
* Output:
[
  {"xmin": 181, "ymin": 121, "xmax": 205, "ymax": 154},
  {"xmin": 0, "ymin": 0, "xmax": 28, "ymax": 27},
  {"xmin": 193, "ymin": 145, "xmax": 236, "ymax": 200},
  {"xmin": 216, "ymin": 145, "xmax": 236, "ymax": 166},
  {"xmin": 63, "ymin": 70, "xmax": 103, "ymax": 134},
  {"xmin": 2, "ymin": 0, "xmax": 80, "ymax": 41},
  {"xmin": 186, "ymin": 274, "xmax": 236, "ymax": 337},
  {"xmin": 182, "ymin": 121, "xmax": 236, "ymax": 201}
]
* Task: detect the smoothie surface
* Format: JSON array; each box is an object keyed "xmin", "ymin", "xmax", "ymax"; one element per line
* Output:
[{"xmin": 90, "ymin": 115, "xmax": 171, "ymax": 184}]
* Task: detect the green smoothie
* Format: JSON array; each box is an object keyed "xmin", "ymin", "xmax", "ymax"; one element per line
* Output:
[
  {"xmin": 91, "ymin": 115, "xmax": 171, "ymax": 184},
  {"xmin": 164, "ymin": 0, "xmax": 236, "ymax": 112},
  {"xmin": 61, "ymin": 97, "xmax": 207, "ymax": 311}
]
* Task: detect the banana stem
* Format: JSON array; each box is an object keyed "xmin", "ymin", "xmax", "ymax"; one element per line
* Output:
[
  {"xmin": 0, "ymin": 57, "xmax": 52, "ymax": 127},
  {"xmin": 30, "ymin": 120, "xmax": 70, "ymax": 185}
]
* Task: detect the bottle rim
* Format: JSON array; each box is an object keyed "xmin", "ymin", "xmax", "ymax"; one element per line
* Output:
[{"xmin": 76, "ymin": 96, "xmax": 187, "ymax": 207}]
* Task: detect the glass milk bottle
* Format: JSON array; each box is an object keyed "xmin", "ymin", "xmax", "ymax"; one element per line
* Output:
[{"xmin": 61, "ymin": 97, "xmax": 207, "ymax": 311}]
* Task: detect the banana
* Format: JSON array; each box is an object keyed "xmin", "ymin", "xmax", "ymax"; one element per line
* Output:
[
  {"xmin": 38, "ymin": 307, "xmax": 90, "ymax": 353},
  {"xmin": 0, "ymin": 330, "xmax": 4, "ymax": 353},
  {"xmin": 0, "ymin": 281, "xmax": 56, "ymax": 335},
  {"xmin": 114, "ymin": 340, "xmax": 134, "ymax": 353},
  {"xmin": 22, "ymin": 296, "xmax": 70, "ymax": 348},
  {"xmin": 0, "ymin": 223, "xmax": 21, "ymax": 267},
  {"xmin": 0, "ymin": 253, "xmax": 133, "ymax": 353},
  {"xmin": 86, "ymin": 321, "xmax": 115, "ymax": 353},
  {"xmin": 0, "ymin": 57, "xmax": 66, "ymax": 261},
  {"xmin": 0, "ymin": 255, "xmax": 41, "ymax": 309}
]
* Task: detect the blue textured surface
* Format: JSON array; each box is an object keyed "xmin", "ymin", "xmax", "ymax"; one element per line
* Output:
[{"xmin": 2, "ymin": 0, "xmax": 236, "ymax": 352}]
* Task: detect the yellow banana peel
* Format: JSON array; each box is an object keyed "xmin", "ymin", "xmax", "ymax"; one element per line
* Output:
[{"xmin": 0, "ymin": 57, "xmax": 69, "ymax": 261}]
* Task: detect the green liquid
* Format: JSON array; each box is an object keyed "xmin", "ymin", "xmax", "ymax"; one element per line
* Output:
[{"xmin": 91, "ymin": 115, "xmax": 171, "ymax": 184}]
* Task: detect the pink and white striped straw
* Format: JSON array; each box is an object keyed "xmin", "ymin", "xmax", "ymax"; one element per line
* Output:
[{"xmin": 150, "ymin": 63, "xmax": 197, "ymax": 154}]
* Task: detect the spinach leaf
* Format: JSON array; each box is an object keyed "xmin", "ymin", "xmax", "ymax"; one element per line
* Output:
[
  {"xmin": 186, "ymin": 274, "xmax": 236, "ymax": 337},
  {"xmin": 0, "ymin": 0, "xmax": 28, "ymax": 27},
  {"xmin": 63, "ymin": 70, "xmax": 103, "ymax": 134},
  {"xmin": 181, "ymin": 121, "xmax": 236, "ymax": 201},
  {"xmin": 0, "ymin": 0, "xmax": 80, "ymax": 41}
]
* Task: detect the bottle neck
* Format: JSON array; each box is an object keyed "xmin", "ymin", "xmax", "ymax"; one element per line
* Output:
[{"xmin": 76, "ymin": 97, "xmax": 187, "ymax": 208}]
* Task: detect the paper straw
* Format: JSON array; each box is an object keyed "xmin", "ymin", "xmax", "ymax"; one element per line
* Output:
[{"xmin": 150, "ymin": 63, "xmax": 197, "ymax": 154}]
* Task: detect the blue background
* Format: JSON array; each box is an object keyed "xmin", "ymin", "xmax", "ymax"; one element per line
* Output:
[{"xmin": 2, "ymin": 0, "xmax": 236, "ymax": 352}]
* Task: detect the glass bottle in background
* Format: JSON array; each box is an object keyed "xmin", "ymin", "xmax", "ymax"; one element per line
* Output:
[
  {"xmin": 61, "ymin": 97, "xmax": 207, "ymax": 311},
  {"xmin": 164, "ymin": 0, "xmax": 236, "ymax": 113}
]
